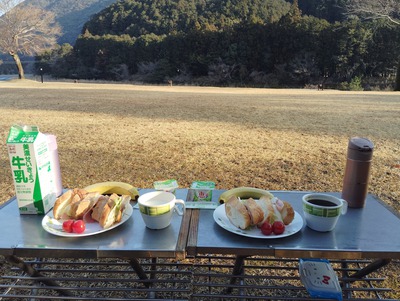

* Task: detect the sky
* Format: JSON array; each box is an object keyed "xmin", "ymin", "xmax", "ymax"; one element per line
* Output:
[{"xmin": 0, "ymin": 0, "xmax": 24, "ymax": 15}]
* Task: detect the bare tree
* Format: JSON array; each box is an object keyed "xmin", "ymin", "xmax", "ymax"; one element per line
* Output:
[
  {"xmin": 0, "ymin": 0, "xmax": 61, "ymax": 79},
  {"xmin": 345, "ymin": 0, "xmax": 400, "ymax": 90},
  {"xmin": 346, "ymin": 0, "xmax": 400, "ymax": 25}
]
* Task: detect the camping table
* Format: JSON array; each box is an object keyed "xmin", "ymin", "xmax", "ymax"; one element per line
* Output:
[
  {"xmin": 0, "ymin": 189, "xmax": 192, "ymax": 300},
  {"xmin": 1, "ymin": 189, "xmax": 399, "ymax": 300},
  {"xmin": 186, "ymin": 190, "xmax": 400, "ymax": 300}
]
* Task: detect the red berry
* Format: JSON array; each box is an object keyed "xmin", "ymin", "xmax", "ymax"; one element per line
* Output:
[
  {"xmin": 260, "ymin": 222, "xmax": 273, "ymax": 235},
  {"xmin": 272, "ymin": 221, "xmax": 285, "ymax": 235},
  {"xmin": 72, "ymin": 220, "xmax": 86, "ymax": 234},
  {"xmin": 62, "ymin": 220, "xmax": 74, "ymax": 233}
]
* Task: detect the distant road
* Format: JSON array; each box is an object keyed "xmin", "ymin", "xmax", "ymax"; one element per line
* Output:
[{"xmin": 0, "ymin": 75, "xmax": 18, "ymax": 81}]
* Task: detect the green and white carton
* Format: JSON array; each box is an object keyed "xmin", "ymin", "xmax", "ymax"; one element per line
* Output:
[
  {"xmin": 186, "ymin": 181, "xmax": 217, "ymax": 209},
  {"xmin": 154, "ymin": 179, "xmax": 179, "ymax": 194},
  {"xmin": 7, "ymin": 125, "xmax": 56, "ymax": 214}
]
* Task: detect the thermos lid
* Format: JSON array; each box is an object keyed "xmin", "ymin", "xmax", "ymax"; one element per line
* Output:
[{"xmin": 347, "ymin": 137, "xmax": 374, "ymax": 161}]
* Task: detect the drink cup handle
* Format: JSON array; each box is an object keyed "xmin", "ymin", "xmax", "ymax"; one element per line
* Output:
[
  {"xmin": 340, "ymin": 199, "xmax": 348, "ymax": 215},
  {"xmin": 174, "ymin": 199, "xmax": 186, "ymax": 215}
]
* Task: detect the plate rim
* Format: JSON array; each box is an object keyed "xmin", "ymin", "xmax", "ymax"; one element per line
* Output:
[
  {"xmin": 42, "ymin": 203, "xmax": 133, "ymax": 237},
  {"xmin": 213, "ymin": 203, "xmax": 303, "ymax": 239}
]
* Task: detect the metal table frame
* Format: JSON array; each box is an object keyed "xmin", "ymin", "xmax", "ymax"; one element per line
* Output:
[
  {"xmin": 0, "ymin": 189, "xmax": 191, "ymax": 299},
  {"xmin": 0, "ymin": 189, "xmax": 190, "ymax": 259},
  {"xmin": 1, "ymin": 189, "xmax": 400, "ymax": 300},
  {"xmin": 185, "ymin": 190, "xmax": 400, "ymax": 300},
  {"xmin": 187, "ymin": 191, "xmax": 400, "ymax": 260}
]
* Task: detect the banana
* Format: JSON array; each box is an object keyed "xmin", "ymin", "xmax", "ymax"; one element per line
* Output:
[
  {"xmin": 218, "ymin": 187, "xmax": 274, "ymax": 204},
  {"xmin": 83, "ymin": 182, "xmax": 139, "ymax": 201}
]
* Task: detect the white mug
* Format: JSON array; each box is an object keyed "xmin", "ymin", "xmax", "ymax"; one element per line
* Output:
[
  {"xmin": 138, "ymin": 191, "xmax": 185, "ymax": 229},
  {"xmin": 302, "ymin": 193, "xmax": 348, "ymax": 232}
]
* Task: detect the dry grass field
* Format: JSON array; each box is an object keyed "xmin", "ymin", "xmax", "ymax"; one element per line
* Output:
[
  {"xmin": 1, "ymin": 79, "xmax": 399, "ymax": 209},
  {"xmin": 0, "ymin": 79, "xmax": 399, "ymax": 298}
]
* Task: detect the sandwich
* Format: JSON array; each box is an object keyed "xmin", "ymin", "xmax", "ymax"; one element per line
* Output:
[
  {"xmin": 53, "ymin": 188, "xmax": 98, "ymax": 219},
  {"xmin": 225, "ymin": 193, "xmax": 294, "ymax": 230},
  {"xmin": 70, "ymin": 192, "xmax": 101, "ymax": 220},
  {"xmin": 90, "ymin": 193, "xmax": 131, "ymax": 229},
  {"xmin": 256, "ymin": 195, "xmax": 294, "ymax": 226},
  {"xmin": 54, "ymin": 189, "xmax": 131, "ymax": 229}
]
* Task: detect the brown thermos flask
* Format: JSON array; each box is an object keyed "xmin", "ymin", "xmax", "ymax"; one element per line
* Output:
[{"xmin": 341, "ymin": 137, "xmax": 374, "ymax": 208}]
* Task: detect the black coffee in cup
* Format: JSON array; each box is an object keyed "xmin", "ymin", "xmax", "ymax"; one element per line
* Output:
[
  {"xmin": 307, "ymin": 199, "xmax": 337, "ymax": 207},
  {"xmin": 302, "ymin": 193, "xmax": 348, "ymax": 232}
]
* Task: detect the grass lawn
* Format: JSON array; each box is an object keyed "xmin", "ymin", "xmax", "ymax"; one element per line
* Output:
[{"xmin": 0, "ymin": 79, "xmax": 399, "ymax": 298}]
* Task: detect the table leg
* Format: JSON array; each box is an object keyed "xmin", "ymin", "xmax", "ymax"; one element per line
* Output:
[
  {"xmin": 129, "ymin": 257, "xmax": 152, "ymax": 288},
  {"xmin": 129, "ymin": 257, "xmax": 159, "ymax": 299},
  {"xmin": 349, "ymin": 258, "xmax": 392, "ymax": 279},
  {"xmin": 224, "ymin": 255, "xmax": 247, "ymax": 294},
  {"xmin": 4, "ymin": 255, "xmax": 75, "ymax": 297},
  {"xmin": 341, "ymin": 258, "xmax": 392, "ymax": 300}
]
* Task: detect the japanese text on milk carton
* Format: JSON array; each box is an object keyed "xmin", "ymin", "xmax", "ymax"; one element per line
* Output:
[{"xmin": 7, "ymin": 125, "xmax": 56, "ymax": 214}]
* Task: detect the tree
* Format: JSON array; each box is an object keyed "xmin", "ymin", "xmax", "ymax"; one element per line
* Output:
[
  {"xmin": 0, "ymin": 1, "xmax": 61, "ymax": 79},
  {"xmin": 345, "ymin": 0, "xmax": 400, "ymax": 90},
  {"xmin": 35, "ymin": 43, "xmax": 75, "ymax": 79},
  {"xmin": 345, "ymin": 0, "xmax": 400, "ymax": 25}
]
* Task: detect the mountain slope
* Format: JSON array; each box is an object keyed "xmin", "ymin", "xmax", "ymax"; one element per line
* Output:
[
  {"xmin": 83, "ymin": 0, "xmax": 291, "ymax": 37},
  {"xmin": 20, "ymin": 0, "xmax": 117, "ymax": 44}
]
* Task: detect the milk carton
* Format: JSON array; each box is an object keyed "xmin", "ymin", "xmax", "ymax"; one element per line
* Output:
[{"xmin": 7, "ymin": 125, "xmax": 57, "ymax": 214}]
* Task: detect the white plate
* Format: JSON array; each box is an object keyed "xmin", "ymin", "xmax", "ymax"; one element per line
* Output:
[
  {"xmin": 42, "ymin": 203, "xmax": 133, "ymax": 237},
  {"xmin": 213, "ymin": 204, "xmax": 303, "ymax": 239}
]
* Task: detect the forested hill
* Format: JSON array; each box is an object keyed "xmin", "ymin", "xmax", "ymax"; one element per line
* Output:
[
  {"xmin": 35, "ymin": 0, "xmax": 400, "ymax": 90},
  {"xmin": 83, "ymin": 0, "xmax": 291, "ymax": 37},
  {"xmin": 83, "ymin": 0, "xmax": 347, "ymax": 37},
  {"xmin": 20, "ymin": 0, "xmax": 117, "ymax": 44},
  {"xmin": 17, "ymin": 0, "xmax": 347, "ymax": 44},
  {"xmin": 297, "ymin": 0, "xmax": 347, "ymax": 23}
]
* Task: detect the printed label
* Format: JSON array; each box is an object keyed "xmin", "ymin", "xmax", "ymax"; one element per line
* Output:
[
  {"xmin": 303, "ymin": 203, "xmax": 340, "ymax": 217},
  {"xmin": 7, "ymin": 125, "xmax": 56, "ymax": 214}
]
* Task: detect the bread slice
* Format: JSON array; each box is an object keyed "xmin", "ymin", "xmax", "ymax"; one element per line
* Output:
[
  {"xmin": 225, "ymin": 195, "xmax": 251, "ymax": 229},
  {"xmin": 98, "ymin": 199, "xmax": 113, "ymax": 228},
  {"xmin": 225, "ymin": 192, "xmax": 295, "ymax": 229},
  {"xmin": 256, "ymin": 195, "xmax": 273, "ymax": 226},
  {"xmin": 280, "ymin": 201, "xmax": 295, "ymax": 225},
  {"xmin": 243, "ymin": 198, "xmax": 264, "ymax": 225},
  {"xmin": 91, "ymin": 196, "xmax": 109, "ymax": 222},
  {"xmin": 53, "ymin": 189, "xmax": 73, "ymax": 219},
  {"xmin": 70, "ymin": 192, "xmax": 100, "ymax": 220},
  {"xmin": 61, "ymin": 189, "xmax": 86, "ymax": 216}
]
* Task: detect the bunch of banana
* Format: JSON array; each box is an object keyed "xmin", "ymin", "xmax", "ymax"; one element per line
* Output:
[
  {"xmin": 83, "ymin": 182, "xmax": 139, "ymax": 201},
  {"xmin": 218, "ymin": 187, "xmax": 274, "ymax": 204}
]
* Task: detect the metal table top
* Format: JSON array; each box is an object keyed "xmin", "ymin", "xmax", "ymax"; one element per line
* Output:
[
  {"xmin": 187, "ymin": 190, "xmax": 400, "ymax": 259},
  {"xmin": 0, "ymin": 189, "xmax": 189, "ymax": 259},
  {"xmin": 2, "ymin": 189, "xmax": 400, "ymax": 260}
]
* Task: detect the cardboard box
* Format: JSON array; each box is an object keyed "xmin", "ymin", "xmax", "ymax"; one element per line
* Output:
[{"xmin": 7, "ymin": 125, "xmax": 56, "ymax": 214}]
